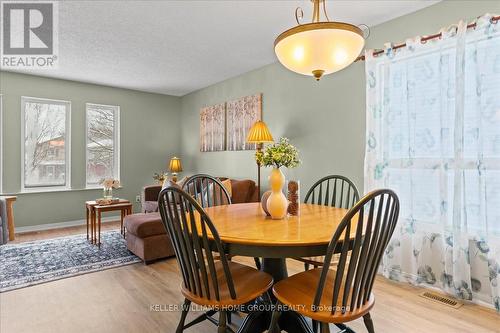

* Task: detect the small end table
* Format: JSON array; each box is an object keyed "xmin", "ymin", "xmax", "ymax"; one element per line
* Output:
[
  {"xmin": 3, "ymin": 196, "xmax": 17, "ymax": 241},
  {"xmin": 85, "ymin": 199, "xmax": 133, "ymax": 246}
]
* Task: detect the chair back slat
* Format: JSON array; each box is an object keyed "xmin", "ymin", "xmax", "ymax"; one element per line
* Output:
[
  {"xmin": 331, "ymin": 217, "xmax": 351, "ymax": 314},
  {"xmin": 201, "ymin": 220, "xmax": 220, "ymax": 300},
  {"xmin": 158, "ymin": 186, "xmax": 237, "ymax": 302},
  {"xmin": 182, "ymin": 199, "xmax": 203, "ymax": 296},
  {"xmin": 341, "ymin": 204, "xmax": 367, "ymax": 313},
  {"xmin": 350, "ymin": 197, "xmax": 377, "ymax": 308},
  {"xmin": 364, "ymin": 198, "xmax": 398, "ymax": 301},
  {"xmin": 187, "ymin": 203, "xmax": 211, "ymax": 298},
  {"xmin": 324, "ymin": 180, "xmax": 330, "ymax": 206},
  {"xmin": 170, "ymin": 196, "xmax": 196, "ymax": 292},
  {"xmin": 313, "ymin": 189, "xmax": 400, "ymax": 314},
  {"xmin": 174, "ymin": 192, "xmax": 199, "ymax": 294},
  {"xmin": 304, "ymin": 175, "xmax": 359, "ymax": 209},
  {"xmin": 163, "ymin": 196, "xmax": 191, "ymax": 288},
  {"xmin": 183, "ymin": 174, "xmax": 231, "ymax": 208}
]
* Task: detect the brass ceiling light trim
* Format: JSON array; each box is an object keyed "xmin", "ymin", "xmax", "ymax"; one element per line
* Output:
[{"xmin": 274, "ymin": 0, "xmax": 367, "ymax": 81}]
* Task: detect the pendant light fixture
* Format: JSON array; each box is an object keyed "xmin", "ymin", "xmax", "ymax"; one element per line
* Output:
[{"xmin": 274, "ymin": 0, "xmax": 366, "ymax": 81}]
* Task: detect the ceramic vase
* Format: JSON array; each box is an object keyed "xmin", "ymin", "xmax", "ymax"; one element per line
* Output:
[{"xmin": 266, "ymin": 168, "xmax": 288, "ymax": 219}]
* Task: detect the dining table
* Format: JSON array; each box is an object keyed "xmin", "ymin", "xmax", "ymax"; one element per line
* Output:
[{"xmin": 204, "ymin": 202, "xmax": 352, "ymax": 333}]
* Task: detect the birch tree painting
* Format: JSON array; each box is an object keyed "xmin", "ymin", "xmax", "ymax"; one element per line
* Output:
[
  {"xmin": 200, "ymin": 103, "xmax": 226, "ymax": 152},
  {"xmin": 226, "ymin": 94, "xmax": 262, "ymax": 151}
]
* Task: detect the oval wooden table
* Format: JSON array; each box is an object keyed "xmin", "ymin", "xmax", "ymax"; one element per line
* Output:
[{"xmin": 204, "ymin": 202, "xmax": 351, "ymax": 333}]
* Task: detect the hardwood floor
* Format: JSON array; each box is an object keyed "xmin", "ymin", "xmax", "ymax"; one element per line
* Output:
[{"xmin": 1, "ymin": 224, "xmax": 499, "ymax": 333}]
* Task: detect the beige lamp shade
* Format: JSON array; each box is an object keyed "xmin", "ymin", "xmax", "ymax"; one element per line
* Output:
[
  {"xmin": 246, "ymin": 121, "xmax": 274, "ymax": 144},
  {"xmin": 169, "ymin": 157, "xmax": 183, "ymax": 173},
  {"xmin": 275, "ymin": 22, "xmax": 365, "ymax": 80}
]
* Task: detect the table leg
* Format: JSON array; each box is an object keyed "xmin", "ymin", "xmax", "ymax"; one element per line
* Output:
[
  {"xmin": 120, "ymin": 209, "xmax": 124, "ymax": 236},
  {"xmin": 86, "ymin": 206, "xmax": 89, "ymax": 240},
  {"xmin": 6, "ymin": 198, "xmax": 16, "ymax": 241},
  {"xmin": 237, "ymin": 310, "xmax": 270, "ymax": 333},
  {"xmin": 123, "ymin": 206, "xmax": 131, "ymax": 238},
  {"xmin": 235, "ymin": 258, "xmax": 313, "ymax": 333},
  {"xmin": 97, "ymin": 210, "xmax": 101, "ymax": 247},
  {"xmin": 91, "ymin": 207, "xmax": 96, "ymax": 244},
  {"xmin": 90, "ymin": 207, "xmax": 93, "ymax": 244},
  {"xmin": 262, "ymin": 258, "xmax": 288, "ymax": 282}
]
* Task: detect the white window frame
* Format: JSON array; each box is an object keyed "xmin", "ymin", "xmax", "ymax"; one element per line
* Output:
[
  {"xmin": 21, "ymin": 96, "xmax": 71, "ymax": 192},
  {"xmin": 0, "ymin": 95, "xmax": 3, "ymax": 194},
  {"xmin": 85, "ymin": 103, "xmax": 120, "ymax": 188}
]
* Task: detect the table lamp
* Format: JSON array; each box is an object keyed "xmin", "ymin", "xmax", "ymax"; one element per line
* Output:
[
  {"xmin": 246, "ymin": 120, "xmax": 274, "ymax": 199},
  {"xmin": 169, "ymin": 157, "xmax": 183, "ymax": 182}
]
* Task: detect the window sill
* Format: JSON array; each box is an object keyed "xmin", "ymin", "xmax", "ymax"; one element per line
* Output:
[
  {"xmin": 85, "ymin": 185, "xmax": 123, "ymax": 190},
  {"xmin": 12, "ymin": 187, "xmax": 123, "ymax": 195}
]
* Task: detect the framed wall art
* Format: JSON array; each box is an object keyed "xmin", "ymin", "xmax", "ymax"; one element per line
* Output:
[
  {"xmin": 226, "ymin": 93, "xmax": 262, "ymax": 151},
  {"xmin": 200, "ymin": 102, "xmax": 226, "ymax": 152}
]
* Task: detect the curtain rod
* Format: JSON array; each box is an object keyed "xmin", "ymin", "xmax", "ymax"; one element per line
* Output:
[{"xmin": 356, "ymin": 15, "xmax": 500, "ymax": 62}]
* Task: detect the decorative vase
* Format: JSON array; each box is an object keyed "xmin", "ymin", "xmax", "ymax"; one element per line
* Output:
[
  {"xmin": 103, "ymin": 187, "xmax": 113, "ymax": 199},
  {"xmin": 261, "ymin": 190, "xmax": 272, "ymax": 216},
  {"xmin": 266, "ymin": 168, "xmax": 288, "ymax": 219}
]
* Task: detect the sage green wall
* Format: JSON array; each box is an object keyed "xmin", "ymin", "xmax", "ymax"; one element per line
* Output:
[
  {"xmin": 2, "ymin": 1, "xmax": 498, "ymax": 229},
  {"xmin": 0, "ymin": 72, "xmax": 181, "ymax": 228},
  {"xmin": 179, "ymin": 0, "xmax": 500, "ymax": 195}
]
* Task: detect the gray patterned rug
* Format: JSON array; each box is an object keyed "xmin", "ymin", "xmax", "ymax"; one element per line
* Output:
[{"xmin": 0, "ymin": 231, "xmax": 141, "ymax": 292}]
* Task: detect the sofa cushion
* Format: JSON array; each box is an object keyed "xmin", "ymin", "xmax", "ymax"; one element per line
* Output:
[
  {"xmin": 230, "ymin": 179, "xmax": 257, "ymax": 203},
  {"xmin": 127, "ymin": 232, "xmax": 174, "ymax": 263},
  {"xmin": 125, "ymin": 212, "xmax": 166, "ymax": 238},
  {"xmin": 142, "ymin": 201, "xmax": 158, "ymax": 213}
]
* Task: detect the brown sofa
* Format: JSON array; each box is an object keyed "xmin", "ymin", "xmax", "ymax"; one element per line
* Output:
[{"xmin": 125, "ymin": 178, "xmax": 259, "ymax": 263}]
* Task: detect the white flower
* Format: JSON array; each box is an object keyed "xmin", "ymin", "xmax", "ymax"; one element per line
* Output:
[{"xmin": 101, "ymin": 178, "xmax": 120, "ymax": 189}]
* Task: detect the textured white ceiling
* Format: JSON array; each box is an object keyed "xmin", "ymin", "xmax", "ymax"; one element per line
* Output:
[{"xmin": 5, "ymin": 0, "xmax": 440, "ymax": 96}]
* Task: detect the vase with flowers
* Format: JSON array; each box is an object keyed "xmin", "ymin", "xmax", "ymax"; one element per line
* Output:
[
  {"xmin": 153, "ymin": 172, "xmax": 168, "ymax": 185},
  {"xmin": 101, "ymin": 178, "xmax": 120, "ymax": 199},
  {"xmin": 256, "ymin": 137, "xmax": 300, "ymax": 219}
]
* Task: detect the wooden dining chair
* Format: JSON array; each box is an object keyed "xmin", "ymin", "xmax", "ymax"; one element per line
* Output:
[
  {"xmin": 183, "ymin": 174, "xmax": 232, "ymax": 208},
  {"xmin": 158, "ymin": 186, "xmax": 273, "ymax": 333},
  {"xmin": 183, "ymin": 174, "xmax": 262, "ymax": 271},
  {"xmin": 296, "ymin": 175, "xmax": 360, "ymax": 271},
  {"xmin": 269, "ymin": 189, "xmax": 400, "ymax": 333}
]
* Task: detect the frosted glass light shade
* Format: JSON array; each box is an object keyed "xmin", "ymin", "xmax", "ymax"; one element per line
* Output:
[{"xmin": 274, "ymin": 22, "xmax": 365, "ymax": 80}]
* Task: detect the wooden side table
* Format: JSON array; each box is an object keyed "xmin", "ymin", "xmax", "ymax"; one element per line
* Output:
[
  {"xmin": 2, "ymin": 196, "xmax": 17, "ymax": 241},
  {"xmin": 85, "ymin": 199, "xmax": 132, "ymax": 247}
]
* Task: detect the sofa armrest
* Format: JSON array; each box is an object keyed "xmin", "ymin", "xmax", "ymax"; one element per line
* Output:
[
  {"xmin": 142, "ymin": 185, "xmax": 162, "ymax": 212},
  {"xmin": 143, "ymin": 185, "xmax": 162, "ymax": 202}
]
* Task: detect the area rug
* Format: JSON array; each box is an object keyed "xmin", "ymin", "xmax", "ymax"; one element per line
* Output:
[{"xmin": 0, "ymin": 231, "xmax": 141, "ymax": 292}]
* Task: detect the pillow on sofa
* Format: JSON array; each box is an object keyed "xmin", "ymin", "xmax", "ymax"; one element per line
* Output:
[
  {"xmin": 197, "ymin": 182, "xmax": 231, "ymax": 206},
  {"xmin": 230, "ymin": 179, "xmax": 257, "ymax": 203},
  {"xmin": 221, "ymin": 179, "xmax": 232, "ymax": 198},
  {"xmin": 143, "ymin": 201, "xmax": 159, "ymax": 213},
  {"xmin": 162, "ymin": 176, "xmax": 188, "ymax": 189}
]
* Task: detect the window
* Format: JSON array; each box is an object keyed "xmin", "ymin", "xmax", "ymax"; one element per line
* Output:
[
  {"xmin": 22, "ymin": 97, "xmax": 71, "ymax": 190},
  {"xmin": 365, "ymin": 16, "xmax": 500, "ymax": 309},
  {"xmin": 366, "ymin": 27, "xmax": 500, "ymax": 234},
  {"xmin": 0, "ymin": 95, "xmax": 3, "ymax": 193},
  {"xmin": 86, "ymin": 103, "xmax": 120, "ymax": 187}
]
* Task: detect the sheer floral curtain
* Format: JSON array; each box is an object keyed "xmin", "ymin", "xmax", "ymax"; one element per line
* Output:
[{"xmin": 365, "ymin": 14, "xmax": 500, "ymax": 311}]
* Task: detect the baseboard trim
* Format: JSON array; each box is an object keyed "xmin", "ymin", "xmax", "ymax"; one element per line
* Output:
[{"xmin": 15, "ymin": 216, "xmax": 119, "ymax": 233}]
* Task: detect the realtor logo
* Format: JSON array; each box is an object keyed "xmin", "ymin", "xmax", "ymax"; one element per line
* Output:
[{"xmin": 1, "ymin": 1, "xmax": 58, "ymax": 68}]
